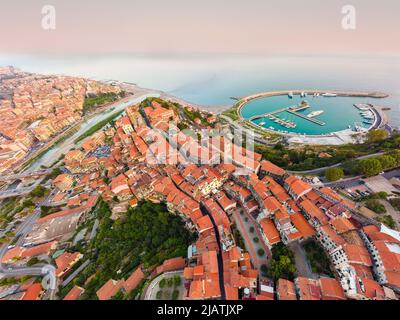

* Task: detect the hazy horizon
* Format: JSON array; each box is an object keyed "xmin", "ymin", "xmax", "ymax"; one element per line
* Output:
[{"xmin": 1, "ymin": 0, "xmax": 400, "ymax": 56}]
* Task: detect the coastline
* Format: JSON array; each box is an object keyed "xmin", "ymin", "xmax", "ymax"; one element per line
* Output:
[{"xmin": 234, "ymin": 90, "xmax": 388, "ymax": 144}]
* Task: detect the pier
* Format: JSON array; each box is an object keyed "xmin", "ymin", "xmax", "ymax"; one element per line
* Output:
[
  {"xmin": 248, "ymin": 103, "xmax": 325, "ymax": 126},
  {"xmin": 248, "ymin": 107, "xmax": 288, "ymax": 121},
  {"xmin": 287, "ymin": 109, "xmax": 325, "ymax": 126}
]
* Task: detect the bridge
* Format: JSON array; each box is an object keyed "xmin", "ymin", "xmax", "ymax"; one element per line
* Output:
[{"xmin": 0, "ymin": 169, "xmax": 52, "ymax": 182}]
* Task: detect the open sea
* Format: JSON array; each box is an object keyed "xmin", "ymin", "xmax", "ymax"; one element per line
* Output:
[{"xmin": 1, "ymin": 54, "xmax": 399, "ymax": 127}]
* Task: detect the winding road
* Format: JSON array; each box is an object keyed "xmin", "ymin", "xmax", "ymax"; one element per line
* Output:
[{"xmin": 0, "ymin": 193, "xmax": 57, "ymax": 299}]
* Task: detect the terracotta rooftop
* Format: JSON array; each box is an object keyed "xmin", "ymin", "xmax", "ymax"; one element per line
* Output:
[{"xmin": 63, "ymin": 286, "xmax": 85, "ymax": 300}]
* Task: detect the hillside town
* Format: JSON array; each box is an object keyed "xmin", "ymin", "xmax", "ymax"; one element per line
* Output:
[
  {"xmin": 0, "ymin": 66, "xmax": 123, "ymax": 173},
  {"xmin": 0, "ymin": 89, "xmax": 399, "ymax": 301}
]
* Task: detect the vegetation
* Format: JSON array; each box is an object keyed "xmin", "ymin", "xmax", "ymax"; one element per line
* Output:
[
  {"xmin": 26, "ymin": 257, "xmax": 40, "ymax": 267},
  {"xmin": 182, "ymin": 107, "xmax": 213, "ymax": 126},
  {"xmin": 266, "ymin": 243, "xmax": 296, "ymax": 281},
  {"xmin": 389, "ymin": 198, "xmax": 400, "ymax": 211},
  {"xmin": 44, "ymin": 167, "xmax": 62, "ymax": 182},
  {"xmin": 40, "ymin": 205, "xmax": 63, "ymax": 218},
  {"xmin": 172, "ymin": 290, "xmax": 180, "ymax": 300},
  {"xmin": 232, "ymin": 224, "xmax": 246, "ymax": 249},
  {"xmin": 303, "ymin": 240, "xmax": 334, "ymax": 277},
  {"xmin": 76, "ymin": 200, "xmax": 194, "ymax": 299},
  {"xmin": 359, "ymin": 158, "xmax": 383, "ymax": 177},
  {"xmin": 222, "ymin": 105, "xmax": 240, "ymax": 121},
  {"xmin": 365, "ymin": 199, "xmax": 387, "ymax": 214},
  {"xmin": 367, "ymin": 129, "xmax": 388, "ymax": 143},
  {"xmin": 325, "ymin": 167, "xmax": 344, "ymax": 181},
  {"xmin": 29, "ymin": 185, "xmax": 48, "ymax": 198},
  {"xmin": 254, "ymin": 132, "xmax": 400, "ymax": 173},
  {"xmin": 260, "ymin": 264, "xmax": 268, "ymax": 277},
  {"xmin": 376, "ymin": 215, "xmax": 397, "ymax": 229},
  {"xmin": 83, "ymin": 91, "xmax": 126, "ymax": 115},
  {"xmin": 74, "ymin": 110, "xmax": 124, "ymax": 143}
]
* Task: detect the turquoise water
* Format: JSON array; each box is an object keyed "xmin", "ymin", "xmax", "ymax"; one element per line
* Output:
[
  {"xmin": 240, "ymin": 94, "xmax": 376, "ymax": 135},
  {"xmin": 1, "ymin": 54, "xmax": 399, "ymax": 126}
]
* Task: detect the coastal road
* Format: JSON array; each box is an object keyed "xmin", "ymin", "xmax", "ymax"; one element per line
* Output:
[{"xmin": 287, "ymin": 152, "xmax": 385, "ymax": 175}]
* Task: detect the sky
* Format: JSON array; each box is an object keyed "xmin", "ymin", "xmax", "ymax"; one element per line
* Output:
[{"xmin": 0, "ymin": 0, "xmax": 399, "ymax": 56}]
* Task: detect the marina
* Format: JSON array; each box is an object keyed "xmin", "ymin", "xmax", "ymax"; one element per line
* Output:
[
  {"xmin": 248, "ymin": 100, "xmax": 326, "ymax": 127},
  {"xmin": 239, "ymin": 90, "xmax": 386, "ymax": 136}
]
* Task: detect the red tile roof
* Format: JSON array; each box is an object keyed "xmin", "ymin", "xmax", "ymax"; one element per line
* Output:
[
  {"xmin": 157, "ymin": 257, "xmax": 186, "ymax": 274},
  {"xmin": 63, "ymin": 286, "xmax": 85, "ymax": 300},
  {"xmin": 260, "ymin": 160, "xmax": 285, "ymax": 176},
  {"xmin": 123, "ymin": 266, "xmax": 145, "ymax": 294},
  {"xmin": 96, "ymin": 279, "xmax": 125, "ymax": 300},
  {"xmin": 259, "ymin": 218, "xmax": 281, "ymax": 245},
  {"xmin": 277, "ymin": 278, "xmax": 297, "ymax": 300},
  {"xmin": 330, "ymin": 217, "xmax": 356, "ymax": 234},
  {"xmin": 22, "ymin": 283, "xmax": 43, "ymax": 300},
  {"xmin": 319, "ymin": 277, "xmax": 346, "ymax": 300},
  {"xmin": 290, "ymin": 213, "xmax": 315, "ymax": 239},
  {"xmin": 300, "ymin": 199, "xmax": 328, "ymax": 225}
]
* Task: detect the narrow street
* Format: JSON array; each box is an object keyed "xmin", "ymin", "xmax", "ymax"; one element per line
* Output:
[{"xmin": 200, "ymin": 203, "xmax": 226, "ymax": 300}]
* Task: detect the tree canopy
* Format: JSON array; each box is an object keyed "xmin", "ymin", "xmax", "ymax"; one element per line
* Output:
[
  {"xmin": 325, "ymin": 167, "xmax": 344, "ymax": 182},
  {"xmin": 367, "ymin": 129, "xmax": 388, "ymax": 144},
  {"xmin": 359, "ymin": 158, "xmax": 383, "ymax": 177},
  {"xmin": 77, "ymin": 200, "xmax": 194, "ymax": 299}
]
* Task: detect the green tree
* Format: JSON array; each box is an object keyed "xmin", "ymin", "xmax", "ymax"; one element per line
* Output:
[
  {"xmin": 29, "ymin": 185, "xmax": 47, "ymax": 198},
  {"xmin": 325, "ymin": 167, "xmax": 344, "ymax": 182},
  {"xmin": 367, "ymin": 129, "xmax": 388, "ymax": 143},
  {"xmin": 172, "ymin": 290, "xmax": 179, "ymax": 300},
  {"xmin": 173, "ymin": 275, "xmax": 182, "ymax": 287},
  {"xmin": 159, "ymin": 278, "xmax": 166, "ymax": 288},
  {"xmin": 378, "ymin": 155, "xmax": 396, "ymax": 169},
  {"xmin": 387, "ymin": 150, "xmax": 400, "ymax": 166},
  {"xmin": 366, "ymin": 199, "xmax": 387, "ymax": 214},
  {"xmin": 377, "ymin": 215, "xmax": 396, "ymax": 229},
  {"xmin": 267, "ymin": 255, "xmax": 296, "ymax": 281},
  {"xmin": 260, "ymin": 264, "xmax": 268, "ymax": 277},
  {"xmin": 26, "ymin": 257, "xmax": 40, "ymax": 267},
  {"xmin": 359, "ymin": 158, "xmax": 383, "ymax": 177}
]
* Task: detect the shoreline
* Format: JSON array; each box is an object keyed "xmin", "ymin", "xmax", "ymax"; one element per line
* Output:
[{"xmin": 235, "ymin": 89, "xmax": 388, "ymax": 141}]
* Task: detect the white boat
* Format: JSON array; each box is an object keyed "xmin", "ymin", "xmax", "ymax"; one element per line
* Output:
[
  {"xmin": 288, "ymin": 92, "xmax": 293, "ymax": 99},
  {"xmin": 259, "ymin": 121, "xmax": 266, "ymax": 126},
  {"xmin": 307, "ymin": 110, "xmax": 324, "ymax": 118},
  {"xmin": 322, "ymin": 93, "xmax": 337, "ymax": 97}
]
